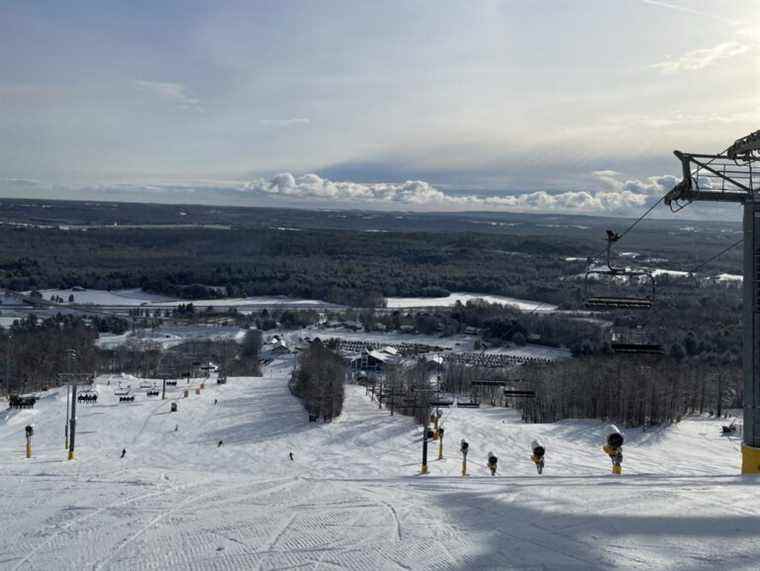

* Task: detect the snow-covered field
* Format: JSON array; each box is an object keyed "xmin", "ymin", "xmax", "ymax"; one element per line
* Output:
[
  {"xmin": 37, "ymin": 288, "xmax": 175, "ymax": 306},
  {"xmin": 33, "ymin": 289, "xmax": 337, "ymax": 309},
  {"xmin": 0, "ymin": 359, "xmax": 756, "ymax": 570},
  {"xmin": 386, "ymin": 293, "xmax": 558, "ymax": 311}
]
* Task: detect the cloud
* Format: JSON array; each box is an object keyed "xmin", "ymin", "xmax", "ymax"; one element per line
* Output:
[
  {"xmin": 652, "ymin": 41, "xmax": 750, "ymax": 73},
  {"xmin": 133, "ymin": 80, "xmax": 202, "ymax": 111},
  {"xmin": 242, "ymin": 171, "xmax": 679, "ymax": 214},
  {"xmin": 259, "ymin": 118, "xmax": 311, "ymax": 127},
  {"xmin": 593, "ymin": 170, "xmax": 678, "ymax": 197}
]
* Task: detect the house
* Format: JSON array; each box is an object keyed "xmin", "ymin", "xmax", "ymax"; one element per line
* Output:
[{"xmin": 260, "ymin": 337, "xmax": 293, "ymax": 360}]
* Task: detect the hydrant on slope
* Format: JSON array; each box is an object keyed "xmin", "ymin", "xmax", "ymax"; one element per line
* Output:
[{"xmin": 603, "ymin": 426, "xmax": 624, "ymax": 475}]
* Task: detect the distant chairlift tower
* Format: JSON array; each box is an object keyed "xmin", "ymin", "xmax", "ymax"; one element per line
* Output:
[{"xmin": 664, "ymin": 129, "xmax": 760, "ymax": 474}]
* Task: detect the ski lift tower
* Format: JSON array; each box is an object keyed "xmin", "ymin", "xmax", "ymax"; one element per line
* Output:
[{"xmin": 664, "ymin": 129, "xmax": 760, "ymax": 473}]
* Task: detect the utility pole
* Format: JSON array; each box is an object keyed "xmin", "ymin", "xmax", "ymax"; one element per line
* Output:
[
  {"xmin": 664, "ymin": 129, "xmax": 760, "ymax": 473},
  {"xmin": 68, "ymin": 383, "xmax": 77, "ymax": 460},
  {"xmin": 5, "ymin": 332, "xmax": 12, "ymax": 394},
  {"xmin": 65, "ymin": 385, "xmax": 70, "ymax": 449},
  {"xmin": 421, "ymin": 422, "xmax": 429, "ymax": 475},
  {"xmin": 64, "ymin": 348, "xmax": 79, "ymax": 450},
  {"xmin": 58, "ymin": 372, "xmax": 91, "ymax": 461}
]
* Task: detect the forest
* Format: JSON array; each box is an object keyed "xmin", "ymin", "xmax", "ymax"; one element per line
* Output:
[{"xmin": 517, "ymin": 356, "xmax": 741, "ymax": 427}]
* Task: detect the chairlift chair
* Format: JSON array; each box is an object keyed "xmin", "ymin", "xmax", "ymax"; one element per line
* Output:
[
  {"xmin": 584, "ymin": 231, "xmax": 656, "ymax": 310},
  {"xmin": 609, "ymin": 324, "xmax": 664, "ymax": 355}
]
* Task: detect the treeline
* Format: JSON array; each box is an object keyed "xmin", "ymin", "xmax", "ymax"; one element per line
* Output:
[
  {"xmin": 0, "ymin": 315, "xmax": 100, "ymax": 395},
  {"xmin": 518, "ymin": 355, "xmax": 742, "ymax": 426},
  {"xmin": 289, "ymin": 341, "xmax": 346, "ymax": 422},
  {"xmin": 98, "ymin": 330, "xmax": 263, "ymax": 378},
  {"xmin": 347, "ymin": 292, "xmax": 741, "ymax": 365}
]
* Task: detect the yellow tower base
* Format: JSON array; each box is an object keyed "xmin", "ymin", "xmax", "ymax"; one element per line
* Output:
[
  {"xmin": 68, "ymin": 450, "xmax": 75, "ymax": 461},
  {"xmin": 26, "ymin": 442, "xmax": 31, "ymax": 459},
  {"xmin": 420, "ymin": 463, "xmax": 428, "ymax": 475},
  {"xmin": 741, "ymin": 444, "xmax": 760, "ymax": 474},
  {"xmin": 612, "ymin": 464, "xmax": 622, "ymax": 475}
]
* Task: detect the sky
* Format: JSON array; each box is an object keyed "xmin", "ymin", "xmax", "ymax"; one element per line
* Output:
[{"xmin": 0, "ymin": 0, "xmax": 758, "ymax": 217}]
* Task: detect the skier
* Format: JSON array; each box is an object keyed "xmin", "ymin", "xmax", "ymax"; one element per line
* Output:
[
  {"xmin": 487, "ymin": 452, "xmax": 498, "ymax": 476},
  {"xmin": 531, "ymin": 440, "xmax": 545, "ymax": 475},
  {"xmin": 214, "ymin": 399, "xmax": 218, "ymax": 405},
  {"xmin": 120, "ymin": 448, "xmax": 126, "ymax": 459},
  {"xmin": 289, "ymin": 452, "xmax": 294, "ymax": 461},
  {"xmin": 174, "ymin": 424, "xmax": 179, "ymax": 432},
  {"xmin": 217, "ymin": 440, "xmax": 224, "ymax": 447}
]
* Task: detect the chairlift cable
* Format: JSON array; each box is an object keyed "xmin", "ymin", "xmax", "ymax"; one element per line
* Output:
[
  {"xmin": 593, "ymin": 194, "xmax": 667, "ymax": 262},
  {"xmin": 687, "ymin": 238, "xmax": 743, "ymax": 275}
]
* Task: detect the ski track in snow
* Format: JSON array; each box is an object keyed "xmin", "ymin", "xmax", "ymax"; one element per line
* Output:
[{"xmin": 1, "ymin": 357, "xmax": 758, "ymax": 570}]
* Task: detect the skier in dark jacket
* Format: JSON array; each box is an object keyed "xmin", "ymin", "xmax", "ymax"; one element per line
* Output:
[{"xmin": 121, "ymin": 448, "xmax": 126, "ymax": 459}]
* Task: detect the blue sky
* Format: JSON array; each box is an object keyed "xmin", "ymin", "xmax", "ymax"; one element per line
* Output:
[{"xmin": 0, "ymin": 0, "xmax": 757, "ymax": 216}]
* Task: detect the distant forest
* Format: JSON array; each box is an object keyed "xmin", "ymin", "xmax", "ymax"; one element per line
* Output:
[{"xmin": 0, "ymin": 209, "xmax": 743, "ymax": 310}]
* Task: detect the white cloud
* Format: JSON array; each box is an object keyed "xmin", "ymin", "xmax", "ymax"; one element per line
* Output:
[
  {"xmin": 652, "ymin": 41, "xmax": 750, "ymax": 73},
  {"xmin": 593, "ymin": 170, "xmax": 678, "ymax": 197},
  {"xmin": 259, "ymin": 118, "xmax": 311, "ymax": 127},
  {"xmin": 133, "ymin": 80, "xmax": 202, "ymax": 111},
  {"xmin": 243, "ymin": 171, "xmax": 678, "ymax": 214}
]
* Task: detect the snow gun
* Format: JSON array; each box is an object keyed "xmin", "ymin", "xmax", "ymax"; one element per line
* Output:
[
  {"xmin": 603, "ymin": 426, "xmax": 624, "ymax": 475},
  {"xmin": 487, "ymin": 452, "xmax": 498, "ymax": 476},
  {"xmin": 460, "ymin": 439, "xmax": 469, "ymax": 477},
  {"xmin": 25, "ymin": 424, "xmax": 34, "ymax": 458},
  {"xmin": 530, "ymin": 439, "xmax": 545, "ymax": 474}
]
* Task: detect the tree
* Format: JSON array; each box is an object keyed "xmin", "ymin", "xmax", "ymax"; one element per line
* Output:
[
  {"xmin": 289, "ymin": 341, "xmax": 346, "ymax": 421},
  {"xmin": 241, "ymin": 329, "xmax": 263, "ymax": 360}
]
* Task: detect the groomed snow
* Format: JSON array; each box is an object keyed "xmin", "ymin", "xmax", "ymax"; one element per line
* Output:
[
  {"xmin": 0, "ymin": 359, "xmax": 755, "ymax": 570},
  {"xmin": 386, "ymin": 293, "xmax": 558, "ymax": 311}
]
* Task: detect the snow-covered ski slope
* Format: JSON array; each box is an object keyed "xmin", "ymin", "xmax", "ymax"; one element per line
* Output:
[{"xmin": 0, "ymin": 359, "xmax": 757, "ymax": 570}]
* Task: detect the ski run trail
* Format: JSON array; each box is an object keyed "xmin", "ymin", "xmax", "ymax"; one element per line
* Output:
[{"xmin": 1, "ymin": 358, "xmax": 758, "ymax": 570}]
